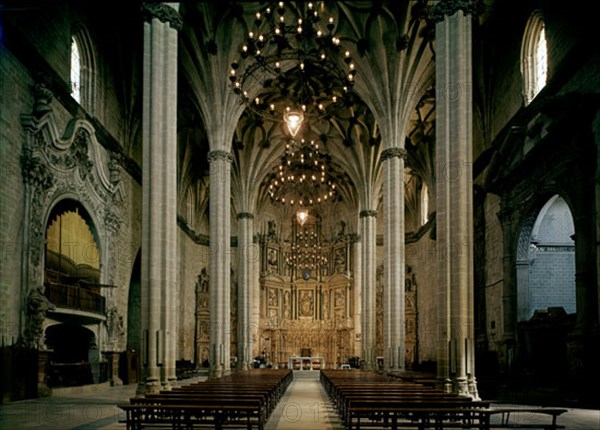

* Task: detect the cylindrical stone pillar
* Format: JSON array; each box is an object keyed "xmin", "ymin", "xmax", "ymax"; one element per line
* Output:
[
  {"xmin": 237, "ymin": 212, "xmax": 255, "ymax": 370},
  {"xmin": 139, "ymin": 2, "xmax": 181, "ymax": 395},
  {"xmin": 382, "ymin": 147, "xmax": 407, "ymax": 372},
  {"xmin": 360, "ymin": 210, "xmax": 377, "ymax": 370},
  {"xmin": 208, "ymin": 150, "xmax": 233, "ymax": 378},
  {"xmin": 432, "ymin": 0, "xmax": 479, "ymax": 398}
]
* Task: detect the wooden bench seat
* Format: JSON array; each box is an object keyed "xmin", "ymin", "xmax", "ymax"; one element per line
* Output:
[
  {"xmin": 119, "ymin": 369, "xmax": 292, "ymax": 430},
  {"xmin": 119, "ymin": 403, "xmax": 262, "ymax": 430},
  {"xmin": 485, "ymin": 408, "xmax": 567, "ymax": 429}
]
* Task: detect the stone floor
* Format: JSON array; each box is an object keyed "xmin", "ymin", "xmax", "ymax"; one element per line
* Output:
[
  {"xmin": 0, "ymin": 372, "xmax": 598, "ymax": 429},
  {"xmin": 265, "ymin": 371, "xmax": 343, "ymax": 429}
]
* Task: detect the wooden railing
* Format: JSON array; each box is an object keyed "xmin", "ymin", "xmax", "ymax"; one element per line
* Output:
[{"xmin": 45, "ymin": 282, "xmax": 106, "ymax": 315}]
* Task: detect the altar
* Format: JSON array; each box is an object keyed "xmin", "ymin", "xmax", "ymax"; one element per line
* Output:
[{"xmin": 288, "ymin": 356, "xmax": 324, "ymax": 370}]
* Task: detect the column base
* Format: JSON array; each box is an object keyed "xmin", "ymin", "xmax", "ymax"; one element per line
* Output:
[
  {"xmin": 452, "ymin": 376, "xmax": 470, "ymax": 397},
  {"xmin": 136, "ymin": 378, "xmax": 161, "ymax": 396},
  {"xmin": 103, "ymin": 351, "xmax": 123, "ymax": 386},
  {"xmin": 467, "ymin": 375, "xmax": 480, "ymax": 400},
  {"xmin": 437, "ymin": 378, "xmax": 453, "ymax": 393}
]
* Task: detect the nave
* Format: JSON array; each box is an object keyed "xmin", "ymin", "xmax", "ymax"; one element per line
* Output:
[{"xmin": 0, "ymin": 371, "xmax": 598, "ymax": 429}]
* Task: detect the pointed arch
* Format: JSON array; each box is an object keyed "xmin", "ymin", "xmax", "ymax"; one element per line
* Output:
[
  {"xmin": 521, "ymin": 11, "xmax": 548, "ymax": 105},
  {"xmin": 71, "ymin": 23, "xmax": 97, "ymax": 112}
]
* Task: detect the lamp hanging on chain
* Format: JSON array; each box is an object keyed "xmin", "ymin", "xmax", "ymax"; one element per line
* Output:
[
  {"xmin": 229, "ymin": 1, "xmax": 357, "ymax": 136},
  {"xmin": 266, "ymin": 138, "xmax": 337, "ymax": 207}
]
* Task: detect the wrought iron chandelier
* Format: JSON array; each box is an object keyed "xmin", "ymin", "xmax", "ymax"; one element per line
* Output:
[
  {"xmin": 267, "ymin": 138, "xmax": 337, "ymax": 206},
  {"xmin": 229, "ymin": 1, "xmax": 356, "ymax": 136},
  {"xmin": 286, "ymin": 213, "xmax": 327, "ymax": 274}
]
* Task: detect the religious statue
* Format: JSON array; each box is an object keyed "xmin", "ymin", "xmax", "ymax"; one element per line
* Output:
[
  {"xmin": 25, "ymin": 286, "xmax": 55, "ymax": 349},
  {"xmin": 283, "ymin": 291, "xmax": 291, "ymax": 319},
  {"xmin": 268, "ymin": 288, "xmax": 278, "ymax": 307},
  {"xmin": 299, "ymin": 290, "xmax": 313, "ymax": 317},
  {"xmin": 335, "ymin": 220, "xmax": 347, "ymax": 242},
  {"xmin": 267, "ymin": 248, "xmax": 278, "ymax": 273},
  {"xmin": 267, "ymin": 220, "xmax": 278, "ymax": 242},
  {"xmin": 106, "ymin": 307, "xmax": 125, "ymax": 344},
  {"xmin": 198, "ymin": 267, "xmax": 209, "ymax": 293},
  {"xmin": 334, "ymin": 248, "xmax": 345, "ymax": 273}
]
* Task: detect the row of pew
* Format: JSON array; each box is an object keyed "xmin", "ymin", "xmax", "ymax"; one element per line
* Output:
[
  {"xmin": 321, "ymin": 369, "xmax": 566, "ymax": 430},
  {"xmin": 119, "ymin": 369, "xmax": 292, "ymax": 429}
]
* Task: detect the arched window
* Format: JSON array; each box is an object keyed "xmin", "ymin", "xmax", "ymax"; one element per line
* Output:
[
  {"xmin": 70, "ymin": 25, "xmax": 96, "ymax": 111},
  {"xmin": 70, "ymin": 37, "xmax": 82, "ymax": 103},
  {"xmin": 420, "ymin": 183, "xmax": 429, "ymax": 226},
  {"xmin": 521, "ymin": 11, "xmax": 548, "ymax": 104}
]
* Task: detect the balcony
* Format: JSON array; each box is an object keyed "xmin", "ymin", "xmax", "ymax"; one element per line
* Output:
[{"xmin": 45, "ymin": 282, "xmax": 106, "ymax": 315}]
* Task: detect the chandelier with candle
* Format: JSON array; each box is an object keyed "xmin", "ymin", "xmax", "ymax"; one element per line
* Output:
[
  {"xmin": 267, "ymin": 138, "xmax": 337, "ymax": 206},
  {"xmin": 229, "ymin": 1, "xmax": 357, "ymax": 137},
  {"xmin": 286, "ymin": 212, "xmax": 328, "ymax": 277}
]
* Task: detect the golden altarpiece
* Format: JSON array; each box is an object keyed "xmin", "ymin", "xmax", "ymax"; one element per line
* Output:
[
  {"xmin": 257, "ymin": 213, "xmax": 419, "ymax": 370},
  {"xmin": 258, "ymin": 213, "xmax": 354, "ymax": 369}
]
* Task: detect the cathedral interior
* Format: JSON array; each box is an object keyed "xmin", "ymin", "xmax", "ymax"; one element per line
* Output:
[{"xmin": 1, "ymin": 0, "xmax": 599, "ymax": 412}]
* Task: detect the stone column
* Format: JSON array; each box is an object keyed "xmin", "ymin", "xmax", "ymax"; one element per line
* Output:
[
  {"xmin": 237, "ymin": 212, "xmax": 255, "ymax": 370},
  {"xmin": 596, "ymin": 112, "xmax": 600, "ymax": 326},
  {"xmin": 103, "ymin": 351, "xmax": 123, "ymax": 386},
  {"xmin": 359, "ymin": 210, "xmax": 377, "ymax": 370},
  {"xmin": 432, "ymin": 0, "xmax": 478, "ymax": 398},
  {"xmin": 498, "ymin": 207, "xmax": 517, "ymax": 376},
  {"xmin": 208, "ymin": 150, "xmax": 233, "ymax": 378},
  {"xmin": 382, "ymin": 147, "xmax": 407, "ymax": 372},
  {"xmin": 139, "ymin": 2, "xmax": 181, "ymax": 395},
  {"xmin": 353, "ymin": 235, "xmax": 363, "ymax": 357}
]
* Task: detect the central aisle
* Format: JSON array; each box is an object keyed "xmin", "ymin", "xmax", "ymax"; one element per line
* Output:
[{"xmin": 266, "ymin": 371, "xmax": 344, "ymax": 430}]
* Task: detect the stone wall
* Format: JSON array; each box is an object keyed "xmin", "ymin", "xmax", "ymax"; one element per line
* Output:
[
  {"xmin": 0, "ymin": 3, "xmax": 143, "ymax": 400},
  {"xmin": 0, "ymin": 46, "xmax": 32, "ymax": 345},
  {"xmin": 405, "ymin": 230, "xmax": 438, "ymax": 365},
  {"xmin": 177, "ymin": 228, "xmax": 210, "ymax": 363}
]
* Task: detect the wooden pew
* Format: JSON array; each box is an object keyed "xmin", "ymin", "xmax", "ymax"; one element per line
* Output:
[
  {"xmin": 320, "ymin": 369, "xmax": 566, "ymax": 429},
  {"xmin": 119, "ymin": 369, "xmax": 292, "ymax": 429}
]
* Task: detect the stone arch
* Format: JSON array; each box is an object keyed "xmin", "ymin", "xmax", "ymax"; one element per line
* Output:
[
  {"xmin": 43, "ymin": 197, "xmax": 103, "ymax": 268},
  {"xmin": 515, "ymin": 194, "xmax": 576, "ymax": 322}
]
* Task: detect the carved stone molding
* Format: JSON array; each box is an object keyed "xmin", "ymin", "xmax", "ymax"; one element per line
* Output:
[
  {"xmin": 381, "ymin": 147, "xmax": 407, "ymax": 162},
  {"xmin": 516, "ymin": 211, "xmax": 538, "ymax": 262},
  {"xmin": 360, "ymin": 210, "xmax": 378, "ymax": 218},
  {"xmin": 21, "ymin": 155, "xmax": 54, "ymax": 190},
  {"xmin": 25, "ymin": 286, "xmax": 55, "ymax": 349},
  {"xmin": 20, "ymin": 100, "xmax": 126, "ymax": 329},
  {"xmin": 237, "ymin": 212, "xmax": 254, "ymax": 220},
  {"xmin": 207, "ymin": 150, "xmax": 233, "ymax": 164},
  {"xmin": 430, "ymin": 0, "xmax": 480, "ymax": 24},
  {"xmin": 33, "ymin": 83, "xmax": 53, "ymax": 117},
  {"xmin": 104, "ymin": 207, "xmax": 122, "ymax": 233},
  {"xmin": 141, "ymin": 3, "xmax": 183, "ymax": 31},
  {"xmin": 348, "ymin": 233, "xmax": 360, "ymax": 243}
]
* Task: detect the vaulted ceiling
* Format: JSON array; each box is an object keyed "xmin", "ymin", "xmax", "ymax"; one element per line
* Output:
[{"xmin": 177, "ymin": 1, "xmax": 437, "ymax": 231}]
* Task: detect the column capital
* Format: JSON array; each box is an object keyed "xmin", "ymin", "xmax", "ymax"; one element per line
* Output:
[
  {"xmin": 381, "ymin": 147, "xmax": 407, "ymax": 162},
  {"xmin": 141, "ymin": 3, "xmax": 183, "ymax": 31},
  {"xmin": 430, "ymin": 0, "xmax": 480, "ymax": 24},
  {"xmin": 360, "ymin": 210, "xmax": 378, "ymax": 218},
  {"xmin": 237, "ymin": 212, "xmax": 254, "ymax": 220},
  {"xmin": 207, "ymin": 150, "xmax": 233, "ymax": 163}
]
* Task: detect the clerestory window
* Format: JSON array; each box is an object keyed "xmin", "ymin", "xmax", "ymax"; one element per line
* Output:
[{"xmin": 521, "ymin": 11, "xmax": 548, "ymax": 104}]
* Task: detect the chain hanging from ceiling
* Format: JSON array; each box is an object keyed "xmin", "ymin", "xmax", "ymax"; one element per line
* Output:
[{"xmin": 229, "ymin": 1, "xmax": 357, "ymax": 136}]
